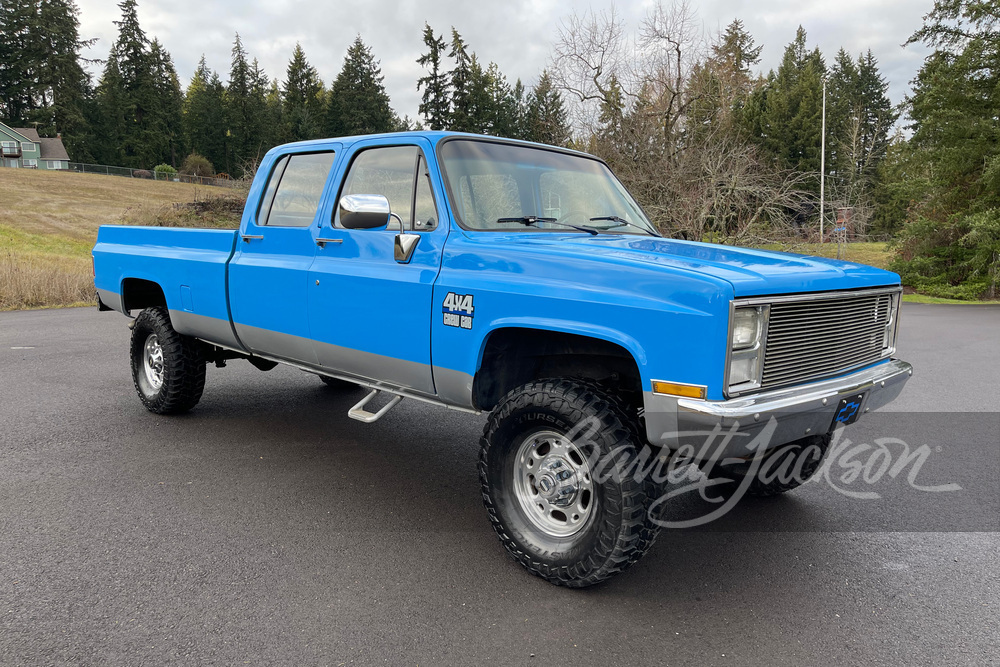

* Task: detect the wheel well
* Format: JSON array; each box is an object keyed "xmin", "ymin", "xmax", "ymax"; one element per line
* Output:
[
  {"xmin": 473, "ymin": 328, "xmax": 643, "ymax": 411},
  {"xmin": 122, "ymin": 278, "xmax": 166, "ymax": 314}
]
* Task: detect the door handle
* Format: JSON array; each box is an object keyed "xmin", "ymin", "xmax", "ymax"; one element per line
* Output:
[
  {"xmin": 316, "ymin": 237, "xmax": 343, "ymax": 247},
  {"xmin": 241, "ymin": 234, "xmax": 263, "ymax": 243}
]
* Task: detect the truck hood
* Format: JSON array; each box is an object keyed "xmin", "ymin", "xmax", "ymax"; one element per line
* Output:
[{"xmin": 505, "ymin": 233, "xmax": 899, "ymax": 296}]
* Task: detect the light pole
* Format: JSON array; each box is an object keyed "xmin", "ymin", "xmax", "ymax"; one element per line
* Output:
[{"xmin": 819, "ymin": 77, "xmax": 826, "ymax": 244}]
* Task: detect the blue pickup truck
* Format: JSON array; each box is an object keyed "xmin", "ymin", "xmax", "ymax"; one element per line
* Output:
[{"xmin": 93, "ymin": 131, "xmax": 912, "ymax": 587}]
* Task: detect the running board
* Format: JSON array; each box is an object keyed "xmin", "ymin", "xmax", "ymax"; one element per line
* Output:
[{"xmin": 348, "ymin": 389, "xmax": 403, "ymax": 423}]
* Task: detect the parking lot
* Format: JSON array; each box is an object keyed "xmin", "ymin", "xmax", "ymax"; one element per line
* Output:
[{"xmin": 1, "ymin": 304, "xmax": 997, "ymax": 666}]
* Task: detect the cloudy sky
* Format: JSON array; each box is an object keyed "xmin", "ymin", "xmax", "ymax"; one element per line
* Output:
[{"xmin": 74, "ymin": 0, "xmax": 934, "ymax": 123}]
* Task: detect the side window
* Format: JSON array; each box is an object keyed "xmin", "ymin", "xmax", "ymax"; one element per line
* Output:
[
  {"xmin": 336, "ymin": 146, "xmax": 418, "ymax": 230},
  {"xmin": 257, "ymin": 152, "xmax": 336, "ymax": 227},
  {"xmin": 413, "ymin": 156, "xmax": 438, "ymax": 231}
]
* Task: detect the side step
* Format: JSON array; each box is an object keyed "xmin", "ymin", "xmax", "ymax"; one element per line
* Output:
[{"xmin": 348, "ymin": 389, "xmax": 403, "ymax": 423}]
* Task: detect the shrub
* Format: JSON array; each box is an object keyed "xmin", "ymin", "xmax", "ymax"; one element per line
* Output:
[
  {"xmin": 180, "ymin": 153, "xmax": 215, "ymax": 177},
  {"xmin": 153, "ymin": 163, "xmax": 177, "ymax": 176},
  {"xmin": 132, "ymin": 169, "xmax": 152, "ymax": 179}
]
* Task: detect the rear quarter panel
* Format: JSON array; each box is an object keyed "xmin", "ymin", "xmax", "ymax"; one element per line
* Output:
[{"xmin": 93, "ymin": 226, "xmax": 240, "ymax": 347}]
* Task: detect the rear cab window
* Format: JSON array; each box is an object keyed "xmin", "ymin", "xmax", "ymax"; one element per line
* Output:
[{"xmin": 256, "ymin": 152, "xmax": 337, "ymax": 227}]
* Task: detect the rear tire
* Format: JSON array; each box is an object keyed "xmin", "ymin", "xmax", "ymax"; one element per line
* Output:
[
  {"xmin": 480, "ymin": 379, "xmax": 660, "ymax": 587},
  {"xmin": 130, "ymin": 307, "xmax": 205, "ymax": 414}
]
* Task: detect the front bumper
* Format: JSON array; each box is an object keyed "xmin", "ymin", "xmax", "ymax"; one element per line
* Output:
[{"xmin": 643, "ymin": 359, "xmax": 913, "ymax": 458}]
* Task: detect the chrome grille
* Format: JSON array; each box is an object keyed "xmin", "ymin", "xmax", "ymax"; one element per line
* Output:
[{"xmin": 760, "ymin": 291, "xmax": 895, "ymax": 390}]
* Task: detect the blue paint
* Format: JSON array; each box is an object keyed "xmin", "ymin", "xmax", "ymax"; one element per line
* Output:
[{"xmin": 93, "ymin": 131, "xmax": 903, "ymax": 405}]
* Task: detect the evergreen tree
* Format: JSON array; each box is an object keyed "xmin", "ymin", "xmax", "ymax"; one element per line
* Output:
[
  {"xmin": 93, "ymin": 51, "xmax": 126, "ymax": 165},
  {"xmin": 0, "ymin": 0, "xmax": 40, "ymax": 122},
  {"xmin": 526, "ymin": 70, "xmax": 570, "ymax": 146},
  {"xmin": 148, "ymin": 39, "xmax": 184, "ymax": 166},
  {"xmin": 447, "ymin": 28, "xmax": 475, "ymax": 132},
  {"xmin": 890, "ymin": 0, "xmax": 1000, "ymax": 298},
  {"xmin": 281, "ymin": 43, "xmax": 324, "ymax": 142},
  {"xmin": 690, "ymin": 19, "xmax": 762, "ymax": 141},
  {"xmin": 33, "ymin": 0, "xmax": 94, "ymax": 159},
  {"xmin": 224, "ymin": 34, "xmax": 270, "ymax": 174},
  {"xmin": 94, "ymin": 0, "xmax": 168, "ymax": 167},
  {"xmin": 325, "ymin": 36, "xmax": 394, "ymax": 137},
  {"xmin": 416, "ymin": 23, "xmax": 450, "ymax": 130},
  {"xmin": 743, "ymin": 27, "xmax": 826, "ymax": 178},
  {"xmin": 183, "ymin": 56, "xmax": 226, "ymax": 171}
]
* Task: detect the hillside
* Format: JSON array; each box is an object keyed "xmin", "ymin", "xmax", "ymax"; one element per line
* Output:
[{"xmin": 0, "ymin": 169, "xmax": 242, "ymax": 310}]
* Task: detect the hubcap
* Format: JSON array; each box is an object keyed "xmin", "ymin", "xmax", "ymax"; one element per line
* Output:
[
  {"xmin": 143, "ymin": 334, "xmax": 164, "ymax": 391},
  {"xmin": 513, "ymin": 430, "xmax": 595, "ymax": 538}
]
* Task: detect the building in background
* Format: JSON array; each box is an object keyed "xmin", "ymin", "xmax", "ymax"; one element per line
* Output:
[{"xmin": 0, "ymin": 122, "xmax": 70, "ymax": 170}]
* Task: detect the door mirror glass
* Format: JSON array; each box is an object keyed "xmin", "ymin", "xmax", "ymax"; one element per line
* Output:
[{"xmin": 339, "ymin": 194, "xmax": 391, "ymax": 230}]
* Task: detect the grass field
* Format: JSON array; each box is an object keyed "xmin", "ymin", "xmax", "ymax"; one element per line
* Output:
[
  {"xmin": 757, "ymin": 241, "xmax": 893, "ymax": 270},
  {"xmin": 0, "ymin": 169, "xmax": 241, "ymax": 310}
]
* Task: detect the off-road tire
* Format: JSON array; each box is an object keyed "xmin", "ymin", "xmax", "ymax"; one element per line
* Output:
[
  {"xmin": 705, "ymin": 433, "xmax": 832, "ymax": 498},
  {"xmin": 130, "ymin": 307, "xmax": 206, "ymax": 414},
  {"xmin": 480, "ymin": 378, "xmax": 660, "ymax": 588}
]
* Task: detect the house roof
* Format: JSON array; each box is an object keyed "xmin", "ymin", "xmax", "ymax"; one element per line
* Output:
[
  {"xmin": 38, "ymin": 137, "xmax": 70, "ymax": 161},
  {"xmin": 0, "ymin": 123, "xmax": 33, "ymax": 142},
  {"xmin": 13, "ymin": 127, "xmax": 41, "ymax": 142}
]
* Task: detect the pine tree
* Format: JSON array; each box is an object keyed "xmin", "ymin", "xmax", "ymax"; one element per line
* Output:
[
  {"xmin": 325, "ymin": 36, "xmax": 395, "ymax": 137},
  {"xmin": 447, "ymin": 28, "xmax": 476, "ymax": 132},
  {"xmin": 416, "ymin": 23, "xmax": 450, "ymax": 130},
  {"xmin": 33, "ymin": 0, "xmax": 94, "ymax": 160},
  {"xmin": 282, "ymin": 43, "xmax": 324, "ymax": 142},
  {"xmin": 0, "ymin": 0, "xmax": 41, "ymax": 123},
  {"xmin": 95, "ymin": 0, "xmax": 165, "ymax": 168},
  {"xmin": 890, "ymin": 0, "xmax": 1000, "ymax": 298},
  {"xmin": 225, "ymin": 34, "xmax": 268, "ymax": 175},
  {"xmin": 743, "ymin": 27, "xmax": 826, "ymax": 179},
  {"xmin": 148, "ymin": 39, "xmax": 184, "ymax": 166},
  {"xmin": 689, "ymin": 19, "xmax": 762, "ymax": 141},
  {"xmin": 183, "ymin": 56, "xmax": 226, "ymax": 171},
  {"xmin": 526, "ymin": 70, "xmax": 570, "ymax": 146}
]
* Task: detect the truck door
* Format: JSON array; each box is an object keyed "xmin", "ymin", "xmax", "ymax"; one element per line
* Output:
[
  {"xmin": 229, "ymin": 149, "xmax": 338, "ymax": 364},
  {"xmin": 307, "ymin": 141, "xmax": 447, "ymax": 395}
]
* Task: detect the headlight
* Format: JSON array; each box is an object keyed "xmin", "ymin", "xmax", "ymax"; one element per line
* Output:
[
  {"xmin": 727, "ymin": 305, "xmax": 768, "ymax": 393},
  {"xmin": 731, "ymin": 308, "xmax": 761, "ymax": 349}
]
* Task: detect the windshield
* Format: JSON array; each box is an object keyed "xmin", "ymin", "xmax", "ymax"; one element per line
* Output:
[{"xmin": 438, "ymin": 139, "xmax": 658, "ymax": 235}]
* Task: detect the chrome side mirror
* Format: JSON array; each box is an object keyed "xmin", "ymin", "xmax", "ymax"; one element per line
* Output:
[{"xmin": 339, "ymin": 194, "xmax": 391, "ymax": 230}]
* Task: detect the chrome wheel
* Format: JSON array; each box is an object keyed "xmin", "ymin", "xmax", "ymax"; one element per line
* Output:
[
  {"xmin": 513, "ymin": 429, "xmax": 595, "ymax": 538},
  {"xmin": 142, "ymin": 333, "xmax": 164, "ymax": 391}
]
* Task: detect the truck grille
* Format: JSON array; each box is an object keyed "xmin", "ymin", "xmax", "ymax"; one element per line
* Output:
[{"xmin": 760, "ymin": 291, "xmax": 896, "ymax": 390}]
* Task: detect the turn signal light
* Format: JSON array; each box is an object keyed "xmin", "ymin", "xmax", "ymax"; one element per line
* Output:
[{"xmin": 651, "ymin": 381, "xmax": 707, "ymax": 400}]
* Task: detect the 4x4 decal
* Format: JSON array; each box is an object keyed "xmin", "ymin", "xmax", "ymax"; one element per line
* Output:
[{"xmin": 442, "ymin": 292, "xmax": 474, "ymax": 329}]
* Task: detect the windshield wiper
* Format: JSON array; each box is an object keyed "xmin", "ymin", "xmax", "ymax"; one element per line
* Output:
[
  {"xmin": 496, "ymin": 216, "xmax": 599, "ymax": 236},
  {"xmin": 589, "ymin": 215, "xmax": 660, "ymax": 237}
]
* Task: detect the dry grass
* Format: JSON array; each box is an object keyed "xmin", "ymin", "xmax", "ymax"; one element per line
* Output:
[
  {"xmin": 0, "ymin": 169, "xmax": 243, "ymax": 310},
  {"xmin": 756, "ymin": 241, "xmax": 894, "ymax": 270},
  {"xmin": 0, "ymin": 251, "xmax": 95, "ymax": 310}
]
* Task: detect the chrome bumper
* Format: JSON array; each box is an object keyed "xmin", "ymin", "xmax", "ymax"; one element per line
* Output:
[{"xmin": 643, "ymin": 359, "xmax": 913, "ymax": 458}]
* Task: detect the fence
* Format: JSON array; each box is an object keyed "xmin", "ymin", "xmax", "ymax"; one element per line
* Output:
[{"xmin": 66, "ymin": 162, "xmax": 235, "ymax": 188}]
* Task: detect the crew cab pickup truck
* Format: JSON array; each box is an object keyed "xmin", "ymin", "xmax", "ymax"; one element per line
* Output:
[{"xmin": 93, "ymin": 131, "xmax": 912, "ymax": 587}]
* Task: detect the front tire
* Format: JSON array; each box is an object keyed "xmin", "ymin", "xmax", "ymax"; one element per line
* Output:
[
  {"xmin": 130, "ymin": 307, "xmax": 206, "ymax": 414},
  {"xmin": 479, "ymin": 379, "xmax": 659, "ymax": 587}
]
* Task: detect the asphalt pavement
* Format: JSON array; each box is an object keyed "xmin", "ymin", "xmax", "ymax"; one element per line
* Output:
[{"xmin": 1, "ymin": 303, "xmax": 997, "ymax": 666}]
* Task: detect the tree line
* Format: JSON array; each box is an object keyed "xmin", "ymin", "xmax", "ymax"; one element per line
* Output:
[
  {"xmin": 0, "ymin": 0, "xmax": 570, "ymax": 178},
  {"xmin": 1, "ymin": 0, "xmax": 996, "ymax": 298}
]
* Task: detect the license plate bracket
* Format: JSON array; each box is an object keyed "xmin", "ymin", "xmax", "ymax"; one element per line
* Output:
[{"xmin": 832, "ymin": 392, "xmax": 867, "ymax": 428}]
